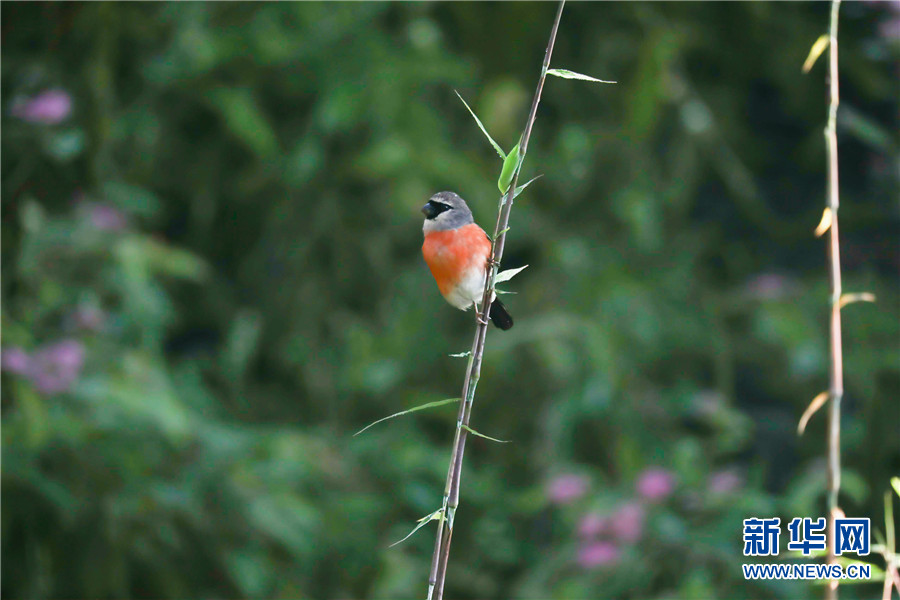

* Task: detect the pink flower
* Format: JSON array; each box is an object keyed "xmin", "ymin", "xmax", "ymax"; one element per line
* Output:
[
  {"xmin": 879, "ymin": 16, "xmax": 900, "ymax": 40},
  {"xmin": 743, "ymin": 273, "xmax": 796, "ymax": 301},
  {"xmin": 709, "ymin": 470, "xmax": 742, "ymax": 495},
  {"xmin": 5, "ymin": 340, "xmax": 85, "ymax": 395},
  {"xmin": 546, "ymin": 474, "xmax": 589, "ymax": 505},
  {"xmin": 577, "ymin": 541, "xmax": 621, "ymax": 568},
  {"xmin": 88, "ymin": 204, "xmax": 128, "ymax": 231},
  {"xmin": 72, "ymin": 304, "xmax": 106, "ymax": 331},
  {"xmin": 636, "ymin": 467, "xmax": 675, "ymax": 502},
  {"xmin": 577, "ymin": 512, "xmax": 609, "ymax": 538},
  {"xmin": 611, "ymin": 503, "xmax": 645, "ymax": 543},
  {"xmin": 12, "ymin": 89, "xmax": 72, "ymax": 124},
  {"xmin": 2, "ymin": 347, "xmax": 31, "ymax": 374}
]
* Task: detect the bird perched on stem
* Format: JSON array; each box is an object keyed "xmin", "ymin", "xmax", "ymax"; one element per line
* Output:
[{"xmin": 421, "ymin": 191, "xmax": 514, "ymax": 330}]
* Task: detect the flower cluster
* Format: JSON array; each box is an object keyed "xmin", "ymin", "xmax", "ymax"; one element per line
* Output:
[
  {"xmin": 2, "ymin": 340, "xmax": 85, "ymax": 395},
  {"xmin": 546, "ymin": 467, "xmax": 677, "ymax": 569}
]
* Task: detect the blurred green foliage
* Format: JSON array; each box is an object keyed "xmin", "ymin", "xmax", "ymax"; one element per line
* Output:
[{"xmin": 2, "ymin": 2, "xmax": 898, "ymax": 599}]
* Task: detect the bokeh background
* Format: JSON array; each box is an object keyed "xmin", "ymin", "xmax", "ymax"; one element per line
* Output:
[{"xmin": 2, "ymin": 2, "xmax": 898, "ymax": 599}]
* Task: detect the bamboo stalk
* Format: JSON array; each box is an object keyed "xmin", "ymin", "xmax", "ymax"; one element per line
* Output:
[
  {"xmin": 427, "ymin": 3, "xmax": 566, "ymax": 598},
  {"xmin": 824, "ymin": 1, "xmax": 842, "ymax": 599}
]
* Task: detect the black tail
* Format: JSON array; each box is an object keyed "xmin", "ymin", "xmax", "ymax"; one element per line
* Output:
[{"xmin": 489, "ymin": 299, "xmax": 514, "ymax": 330}]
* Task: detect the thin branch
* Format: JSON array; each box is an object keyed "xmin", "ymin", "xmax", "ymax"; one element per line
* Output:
[
  {"xmin": 427, "ymin": 3, "xmax": 566, "ymax": 598},
  {"xmin": 824, "ymin": 1, "xmax": 842, "ymax": 599}
]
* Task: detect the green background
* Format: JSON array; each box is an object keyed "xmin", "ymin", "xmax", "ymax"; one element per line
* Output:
[{"xmin": 2, "ymin": 2, "xmax": 898, "ymax": 598}]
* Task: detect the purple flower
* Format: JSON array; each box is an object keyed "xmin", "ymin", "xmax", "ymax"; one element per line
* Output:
[
  {"xmin": 88, "ymin": 203, "xmax": 128, "ymax": 231},
  {"xmin": 611, "ymin": 502, "xmax": 645, "ymax": 543},
  {"xmin": 546, "ymin": 474, "xmax": 589, "ymax": 505},
  {"xmin": 72, "ymin": 304, "xmax": 106, "ymax": 331},
  {"xmin": 577, "ymin": 512, "xmax": 610, "ymax": 538},
  {"xmin": 30, "ymin": 340, "xmax": 85, "ymax": 394},
  {"xmin": 743, "ymin": 273, "xmax": 796, "ymax": 301},
  {"xmin": 2, "ymin": 347, "xmax": 32, "ymax": 374},
  {"xmin": 4, "ymin": 340, "xmax": 85, "ymax": 395},
  {"xmin": 11, "ymin": 89, "xmax": 72, "ymax": 124},
  {"xmin": 636, "ymin": 467, "xmax": 675, "ymax": 502},
  {"xmin": 577, "ymin": 541, "xmax": 621, "ymax": 569},
  {"xmin": 709, "ymin": 470, "xmax": 743, "ymax": 496},
  {"xmin": 879, "ymin": 16, "xmax": 900, "ymax": 40}
]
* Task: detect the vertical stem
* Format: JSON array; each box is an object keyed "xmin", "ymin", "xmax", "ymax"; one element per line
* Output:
[
  {"xmin": 824, "ymin": 1, "xmax": 842, "ymax": 599},
  {"xmin": 427, "ymin": 3, "xmax": 565, "ymax": 598}
]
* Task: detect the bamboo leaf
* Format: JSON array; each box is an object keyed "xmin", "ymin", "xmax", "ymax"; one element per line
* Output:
[
  {"xmin": 501, "ymin": 175, "xmax": 543, "ymax": 206},
  {"xmin": 803, "ymin": 35, "xmax": 830, "ymax": 74},
  {"xmin": 462, "ymin": 424, "xmax": 510, "ymax": 443},
  {"xmin": 838, "ymin": 293, "xmax": 876, "ymax": 309},
  {"xmin": 547, "ymin": 68, "xmax": 616, "ymax": 84},
  {"xmin": 891, "ymin": 477, "xmax": 900, "ymax": 499},
  {"xmin": 498, "ymin": 142, "xmax": 521, "ymax": 193},
  {"xmin": 494, "ymin": 289, "xmax": 517, "ymax": 295},
  {"xmin": 814, "ymin": 207, "xmax": 833, "ymax": 237},
  {"xmin": 494, "ymin": 265, "xmax": 528, "ymax": 284},
  {"xmin": 798, "ymin": 391, "xmax": 830, "ymax": 435},
  {"xmin": 389, "ymin": 508, "xmax": 444, "ymax": 548},
  {"xmin": 455, "ymin": 91, "xmax": 506, "ymax": 160},
  {"xmin": 354, "ymin": 398, "xmax": 460, "ymax": 436}
]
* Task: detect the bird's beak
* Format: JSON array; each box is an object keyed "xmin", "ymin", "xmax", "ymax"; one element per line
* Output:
[{"xmin": 421, "ymin": 202, "xmax": 438, "ymax": 219}]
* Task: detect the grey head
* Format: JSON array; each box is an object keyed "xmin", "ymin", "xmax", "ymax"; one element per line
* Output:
[{"xmin": 421, "ymin": 191, "xmax": 474, "ymax": 233}]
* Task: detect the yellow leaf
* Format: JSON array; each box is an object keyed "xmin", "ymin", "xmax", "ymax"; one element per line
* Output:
[
  {"xmin": 798, "ymin": 391, "xmax": 829, "ymax": 435},
  {"xmin": 803, "ymin": 35, "xmax": 829, "ymax": 74},
  {"xmin": 815, "ymin": 207, "xmax": 832, "ymax": 237},
  {"xmin": 838, "ymin": 293, "xmax": 876, "ymax": 309}
]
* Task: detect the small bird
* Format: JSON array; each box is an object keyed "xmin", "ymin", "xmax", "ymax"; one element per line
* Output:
[{"xmin": 421, "ymin": 191, "xmax": 514, "ymax": 330}]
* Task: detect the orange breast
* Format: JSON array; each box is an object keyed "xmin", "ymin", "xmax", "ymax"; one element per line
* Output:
[{"xmin": 422, "ymin": 224, "xmax": 491, "ymax": 297}]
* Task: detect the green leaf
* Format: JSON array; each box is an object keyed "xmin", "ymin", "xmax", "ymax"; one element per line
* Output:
[
  {"xmin": 892, "ymin": 477, "xmax": 900, "ymax": 498},
  {"xmin": 44, "ymin": 129, "xmax": 85, "ymax": 161},
  {"xmin": 102, "ymin": 182, "xmax": 163, "ymax": 218},
  {"xmin": 502, "ymin": 175, "xmax": 543, "ymax": 205},
  {"xmin": 462, "ymin": 425, "xmax": 510, "ymax": 443},
  {"xmin": 354, "ymin": 398, "xmax": 459, "ymax": 436},
  {"xmin": 494, "ymin": 264, "xmax": 528, "ymax": 284},
  {"xmin": 207, "ymin": 87, "xmax": 279, "ymax": 158},
  {"xmin": 547, "ymin": 68, "xmax": 616, "ymax": 84},
  {"xmin": 498, "ymin": 142, "xmax": 520, "ymax": 193},
  {"xmin": 449, "ymin": 351, "xmax": 471, "ymax": 358},
  {"xmin": 389, "ymin": 508, "xmax": 444, "ymax": 547},
  {"xmin": 455, "ymin": 91, "xmax": 506, "ymax": 160}
]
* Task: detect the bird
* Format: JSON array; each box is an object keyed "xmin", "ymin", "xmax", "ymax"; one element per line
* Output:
[{"xmin": 421, "ymin": 191, "xmax": 514, "ymax": 330}]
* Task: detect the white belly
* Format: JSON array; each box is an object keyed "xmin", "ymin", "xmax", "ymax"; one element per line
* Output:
[{"xmin": 445, "ymin": 265, "xmax": 492, "ymax": 310}]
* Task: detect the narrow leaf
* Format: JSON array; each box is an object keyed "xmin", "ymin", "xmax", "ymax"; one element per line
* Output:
[
  {"xmin": 389, "ymin": 508, "xmax": 443, "ymax": 547},
  {"xmin": 354, "ymin": 398, "xmax": 460, "ymax": 436},
  {"xmin": 494, "ymin": 264, "xmax": 528, "ymax": 284},
  {"xmin": 462, "ymin": 424, "xmax": 510, "ymax": 443},
  {"xmin": 798, "ymin": 391, "xmax": 830, "ymax": 435},
  {"xmin": 891, "ymin": 477, "xmax": 900, "ymax": 499},
  {"xmin": 803, "ymin": 35, "xmax": 830, "ymax": 74},
  {"xmin": 815, "ymin": 207, "xmax": 832, "ymax": 237},
  {"xmin": 839, "ymin": 293, "xmax": 876, "ymax": 309},
  {"xmin": 503, "ymin": 175, "xmax": 543, "ymax": 206},
  {"xmin": 494, "ymin": 289, "xmax": 517, "ymax": 295},
  {"xmin": 547, "ymin": 68, "xmax": 616, "ymax": 84},
  {"xmin": 455, "ymin": 91, "xmax": 505, "ymax": 160},
  {"xmin": 449, "ymin": 351, "xmax": 471, "ymax": 358},
  {"xmin": 498, "ymin": 142, "xmax": 521, "ymax": 193}
]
